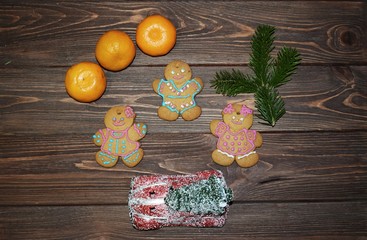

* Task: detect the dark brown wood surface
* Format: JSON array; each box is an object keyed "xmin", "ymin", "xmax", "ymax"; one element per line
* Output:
[{"xmin": 1, "ymin": 1, "xmax": 366, "ymax": 239}]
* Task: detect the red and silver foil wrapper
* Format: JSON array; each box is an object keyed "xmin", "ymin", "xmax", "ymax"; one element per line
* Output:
[{"xmin": 128, "ymin": 170, "xmax": 231, "ymax": 230}]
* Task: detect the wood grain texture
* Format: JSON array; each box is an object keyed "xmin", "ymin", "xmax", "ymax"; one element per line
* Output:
[
  {"xmin": 1, "ymin": 202, "xmax": 366, "ymax": 239},
  {"xmin": 1, "ymin": 0, "xmax": 366, "ymax": 239},
  {"xmin": 1, "ymin": 131, "xmax": 366, "ymax": 205},
  {"xmin": 1, "ymin": 1, "xmax": 366, "ymax": 67},
  {"xmin": 0, "ymin": 66, "xmax": 366, "ymax": 135}
]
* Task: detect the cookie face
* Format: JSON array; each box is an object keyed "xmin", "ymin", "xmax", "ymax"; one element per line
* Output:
[
  {"xmin": 164, "ymin": 60, "xmax": 192, "ymax": 85},
  {"xmin": 104, "ymin": 106, "xmax": 136, "ymax": 131},
  {"xmin": 222, "ymin": 104, "xmax": 253, "ymax": 131}
]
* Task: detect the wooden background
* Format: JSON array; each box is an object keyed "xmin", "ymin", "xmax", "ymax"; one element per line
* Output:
[{"xmin": 1, "ymin": 1, "xmax": 366, "ymax": 239}]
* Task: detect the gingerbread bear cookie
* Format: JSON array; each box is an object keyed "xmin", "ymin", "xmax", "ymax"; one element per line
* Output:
[
  {"xmin": 210, "ymin": 103, "xmax": 263, "ymax": 168},
  {"xmin": 93, "ymin": 106, "xmax": 147, "ymax": 168},
  {"xmin": 152, "ymin": 60, "xmax": 203, "ymax": 121}
]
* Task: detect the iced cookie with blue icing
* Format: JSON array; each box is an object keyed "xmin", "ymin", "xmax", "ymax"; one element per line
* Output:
[
  {"xmin": 93, "ymin": 106, "xmax": 147, "ymax": 168},
  {"xmin": 152, "ymin": 60, "xmax": 203, "ymax": 121}
]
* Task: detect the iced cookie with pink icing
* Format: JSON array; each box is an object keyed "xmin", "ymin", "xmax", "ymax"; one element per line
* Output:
[
  {"xmin": 93, "ymin": 106, "xmax": 147, "ymax": 168},
  {"xmin": 210, "ymin": 103, "xmax": 262, "ymax": 168},
  {"xmin": 152, "ymin": 60, "xmax": 203, "ymax": 121}
]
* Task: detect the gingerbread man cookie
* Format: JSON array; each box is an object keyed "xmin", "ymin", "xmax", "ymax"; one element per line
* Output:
[
  {"xmin": 152, "ymin": 60, "xmax": 203, "ymax": 121},
  {"xmin": 93, "ymin": 106, "xmax": 147, "ymax": 168},
  {"xmin": 210, "ymin": 103, "xmax": 262, "ymax": 168}
]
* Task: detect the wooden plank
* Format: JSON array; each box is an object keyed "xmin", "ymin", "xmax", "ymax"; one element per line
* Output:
[
  {"xmin": 0, "ymin": 0, "xmax": 366, "ymax": 239},
  {"xmin": 1, "ymin": 1, "xmax": 366, "ymax": 67},
  {"xmin": 0, "ymin": 131, "xmax": 366, "ymax": 205},
  {"xmin": 0, "ymin": 202, "xmax": 365, "ymax": 239},
  {"xmin": 1, "ymin": 66, "xmax": 366, "ymax": 135}
]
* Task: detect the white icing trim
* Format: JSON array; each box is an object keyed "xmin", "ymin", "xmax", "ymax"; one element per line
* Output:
[
  {"xmin": 218, "ymin": 149, "xmax": 234, "ymax": 158},
  {"xmin": 218, "ymin": 149, "xmax": 256, "ymax": 159},
  {"xmin": 237, "ymin": 151, "xmax": 256, "ymax": 159}
]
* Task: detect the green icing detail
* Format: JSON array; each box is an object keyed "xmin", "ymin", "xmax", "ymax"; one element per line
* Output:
[
  {"xmin": 123, "ymin": 150, "xmax": 140, "ymax": 163},
  {"xmin": 98, "ymin": 152, "xmax": 117, "ymax": 165}
]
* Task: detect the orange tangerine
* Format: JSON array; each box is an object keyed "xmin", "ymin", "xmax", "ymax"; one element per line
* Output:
[
  {"xmin": 136, "ymin": 15, "xmax": 176, "ymax": 56},
  {"xmin": 95, "ymin": 30, "xmax": 136, "ymax": 71},
  {"xmin": 65, "ymin": 62, "xmax": 106, "ymax": 102}
]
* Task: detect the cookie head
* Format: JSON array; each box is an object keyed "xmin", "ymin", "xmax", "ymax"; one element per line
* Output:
[
  {"xmin": 222, "ymin": 104, "xmax": 253, "ymax": 131},
  {"xmin": 104, "ymin": 106, "xmax": 136, "ymax": 131},
  {"xmin": 164, "ymin": 60, "xmax": 192, "ymax": 84}
]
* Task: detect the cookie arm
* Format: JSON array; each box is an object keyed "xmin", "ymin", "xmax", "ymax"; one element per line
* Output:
[
  {"xmin": 194, "ymin": 77, "xmax": 204, "ymax": 90},
  {"xmin": 254, "ymin": 131, "xmax": 263, "ymax": 147},
  {"xmin": 128, "ymin": 123, "xmax": 147, "ymax": 141},
  {"xmin": 210, "ymin": 120, "xmax": 220, "ymax": 135},
  {"xmin": 93, "ymin": 130, "xmax": 104, "ymax": 146},
  {"xmin": 152, "ymin": 79, "xmax": 161, "ymax": 93}
]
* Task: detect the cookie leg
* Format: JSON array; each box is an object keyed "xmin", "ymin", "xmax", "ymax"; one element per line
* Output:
[
  {"xmin": 96, "ymin": 151, "xmax": 119, "ymax": 168},
  {"xmin": 158, "ymin": 106, "xmax": 179, "ymax": 121},
  {"xmin": 122, "ymin": 148, "xmax": 144, "ymax": 168},
  {"xmin": 235, "ymin": 152, "xmax": 259, "ymax": 168},
  {"xmin": 212, "ymin": 149, "xmax": 235, "ymax": 166},
  {"xmin": 181, "ymin": 106, "xmax": 201, "ymax": 121}
]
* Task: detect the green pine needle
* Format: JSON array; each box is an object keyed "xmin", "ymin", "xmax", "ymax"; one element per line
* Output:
[
  {"xmin": 211, "ymin": 69, "xmax": 256, "ymax": 96},
  {"xmin": 210, "ymin": 24, "xmax": 301, "ymax": 126},
  {"xmin": 271, "ymin": 47, "xmax": 301, "ymax": 88},
  {"xmin": 255, "ymin": 86, "xmax": 286, "ymax": 126},
  {"xmin": 249, "ymin": 25, "xmax": 275, "ymax": 85}
]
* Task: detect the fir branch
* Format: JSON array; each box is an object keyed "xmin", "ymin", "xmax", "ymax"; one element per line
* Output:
[
  {"xmin": 255, "ymin": 86, "xmax": 286, "ymax": 126},
  {"xmin": 210, "ymin": 24, "xmax": 301, "ymax": 126},
  {"xmin": 270, "ymin": 47, "xmax": 301, "ymax": 88},
  {"xmin": 249, "ymin": 25, "xmax": 275, "ymax": 85},
  {"xmin": 211, "ymin": 69, "xmax": 256, "ymax": 96}
]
